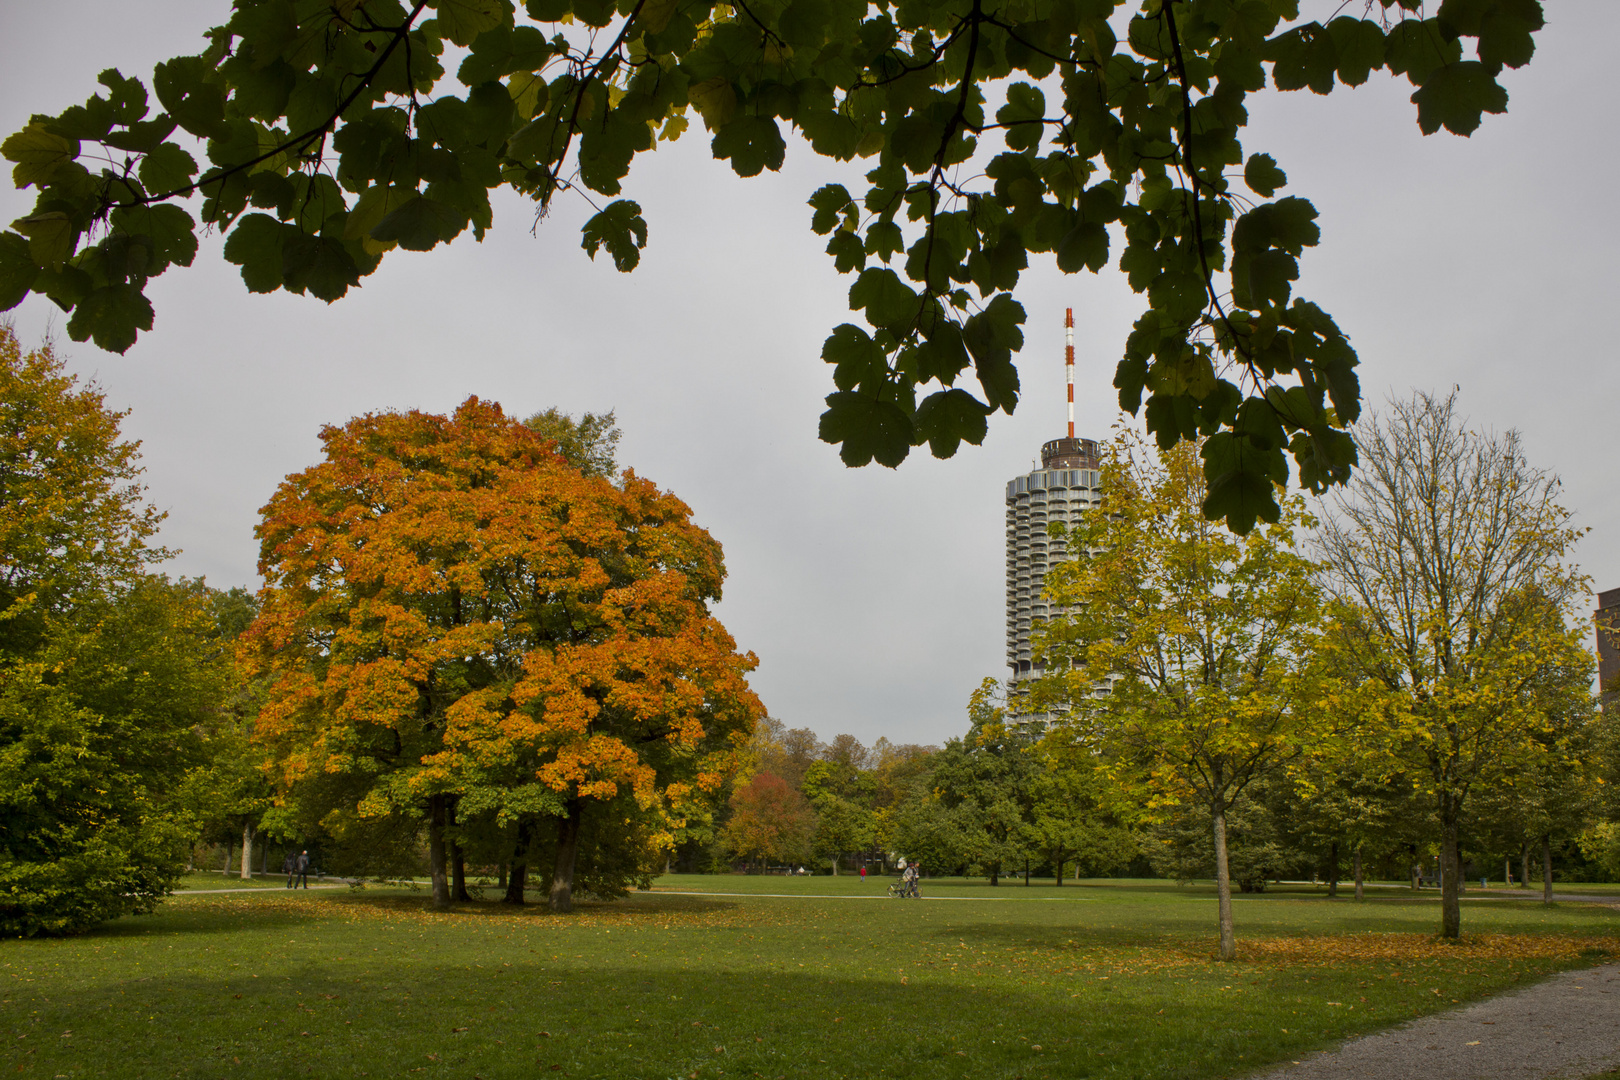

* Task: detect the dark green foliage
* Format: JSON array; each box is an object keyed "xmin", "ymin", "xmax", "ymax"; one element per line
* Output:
[{"xmin": 0, "ymin": 1, "xmax": 1542, "ymax": 531}]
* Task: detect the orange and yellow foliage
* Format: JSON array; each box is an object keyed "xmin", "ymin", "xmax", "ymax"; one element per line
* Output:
[{"xmin": 243, "ymin": 397, "xmax": 762, "ymax": 860}]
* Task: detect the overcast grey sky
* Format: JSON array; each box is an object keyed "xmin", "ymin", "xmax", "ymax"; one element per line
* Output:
[{"xmin": 3, "ymin": 2, "xmax": 1615, "ymax": 748}]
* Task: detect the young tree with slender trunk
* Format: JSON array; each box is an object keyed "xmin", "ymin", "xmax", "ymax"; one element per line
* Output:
[
  {"xmin": 1034, "ymin": 429, "xmax": 1324, "ymax": 960},
  {"xmin": 245, "ymin": 398, "xmax": 762, "ymax": 911},
  {"xmin": 1315, "ymin": 390, "xmax": 1592, "ymax": 939}
]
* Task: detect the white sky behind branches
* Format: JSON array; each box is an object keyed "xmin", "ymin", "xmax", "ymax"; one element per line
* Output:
[{"xmin": 1, "ymin": 0, "xmax": 1614, "ymax": 746}]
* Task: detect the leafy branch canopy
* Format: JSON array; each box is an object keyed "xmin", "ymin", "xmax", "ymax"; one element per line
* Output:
[{"xmin": 0, "ymin": 0, "xmax": 1541, "ymax": 530}]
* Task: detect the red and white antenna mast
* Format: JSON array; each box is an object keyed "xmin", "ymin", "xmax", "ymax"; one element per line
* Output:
[{"xmin": 1064, "ymin": 307, "xmax": 1075, "ymax": 438}]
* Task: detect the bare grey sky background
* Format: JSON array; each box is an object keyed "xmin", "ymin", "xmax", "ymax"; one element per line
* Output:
[{"xmin": 2, "ymin": 2, "xmax": 1615, "ymax": 747}]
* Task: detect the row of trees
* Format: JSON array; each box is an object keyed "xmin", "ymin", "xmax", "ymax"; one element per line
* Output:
[
  {"xmin": 698, "ymin": 390, "xmax": 1615, "ymax": 966},
  {"xmin": 1028, "ymin": 392, "xmax": 1607, "ymax": 956},
  {"xmin": 0, "ymin": 324, "xmax": 765, "ymax": 934}
]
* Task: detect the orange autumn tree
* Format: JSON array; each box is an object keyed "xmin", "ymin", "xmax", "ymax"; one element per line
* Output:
[{"xmin": 243, "ymin": 398, "xmax": 762, "ymax": 911}]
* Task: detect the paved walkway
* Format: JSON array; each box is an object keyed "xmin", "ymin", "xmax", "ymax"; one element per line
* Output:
[{"xmin": 1253, "ymin": 964, "xmax": 1620, "ymax": 1080}]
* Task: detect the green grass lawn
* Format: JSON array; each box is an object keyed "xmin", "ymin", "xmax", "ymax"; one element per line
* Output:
[{"xmin": 5, "ymin": 875, "xmax": 1617, "ymax": 1080}]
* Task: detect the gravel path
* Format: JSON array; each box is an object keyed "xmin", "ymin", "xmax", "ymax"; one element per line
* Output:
[{"xmin": 1252, "ymin": 964, "xmax": 1620, "ymax": 1080}]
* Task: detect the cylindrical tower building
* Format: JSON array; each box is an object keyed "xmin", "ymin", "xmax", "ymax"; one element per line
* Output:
[
  {"xmin": 1006, "ymin": 307, "xmax": 1100, "ymax": 701},
  {"xmin": 1005, "ymin": 437, "xmax": 1101, "ymax": 690}
]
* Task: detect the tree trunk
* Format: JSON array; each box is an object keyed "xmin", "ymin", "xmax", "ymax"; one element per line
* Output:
[
  {"xmin": 1439, "ymin": 806, "xmax": 1461, "ymax": 939},
  {"xmin": 549, "ymin": 800, "xmax": 584, "ymax": 913},
  {"xmin": 1521, "ymin": 841, "xmax": 1532, "ymax": 890},
  {"xmin": 989, "ymin": 867, "xmax": 999, "ymax": 886},
  {"xmin": 240, "ymin": 823, "xmax": 255, "ymax": 880},
  {"xmin": 1353, "ymin": 844, "xmax": 1364, "ymax": 902},
  {"xmin": 428, "ymin": 794, "xmax": 451, "ymax": 910},
  {"xmin": 830, "ymin": 854, "xmax": 838, "ymax": 876},
  {"xmin": 1327, "ymin": 840, "xmax": 1339, "ymax": 898},
  {"xmin": 498, "ymin": 860, "xmax": 507, "ymax": 889},
  {"xmin": 1542, "ymin": 833, "xmax": 1553, "ymax": 905},
  {"xmin": 447, "ymin": 799, "xmax": 469, "ymax": 902},
  {"xmin": 1056, "ymin": 858, "xmax": 1064, "ymax": 887},
  {"xmin": 261, "ymin": 841, "xmax": 268, "ymax": 876},
  {"xmin": 1024, "ymin": 857, "xmax": 1030, "ymax": 886},
  {"xmin": 1409, "ymin": 842, "xmax": 1420, "ymax": 891},
  {"xmin": 1212, "ymin": 804, "xmax": 1236, "ymax": 961},
  {"xmin": 504, "ymin": 819, "xmax": 533, "ymax": 905},
  {"xmin": 222, "ymin": 844, "xmax": 231, "ymax": 876}
]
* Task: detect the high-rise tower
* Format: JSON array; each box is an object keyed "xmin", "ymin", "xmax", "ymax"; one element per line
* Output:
[{"xmin": 1005, "ymin": 309, "xmax": 1100, "ymax": 694}]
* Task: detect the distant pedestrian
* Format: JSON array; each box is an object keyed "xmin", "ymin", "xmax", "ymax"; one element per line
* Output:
[
  {"xmin": 283, "ymin": 852, "xmax": 297, "ymax": 888},
  {"xmin": 860, "ymin": 865, "xmax": 867, "ymax": 883},
  {"xmin": 295, "ymin": 850, "xmax": 310, "ymax": 889}
]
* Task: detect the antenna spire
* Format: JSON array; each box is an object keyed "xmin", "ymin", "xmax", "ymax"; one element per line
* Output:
[{"xmin": 1064, "ymin": 307, "xmax": 1075, "ymax": 438}]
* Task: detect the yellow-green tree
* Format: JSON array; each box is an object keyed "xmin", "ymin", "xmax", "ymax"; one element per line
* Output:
[
  {"xmin": 1033, "ymin": 429, "xmax": 1323, "ymax": 959},
  {"xmin": 0, "ymin": 325, "xmax": 229, "ymax": 934},
  {"xmin": 1316, "ymin": 390, "xmax": 1594, "ymax": 937}
]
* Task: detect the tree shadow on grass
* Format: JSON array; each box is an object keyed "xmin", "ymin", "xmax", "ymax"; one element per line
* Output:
[{"xmin": 311, "ymin": 891, "xmax": 741, "ymax": 922}]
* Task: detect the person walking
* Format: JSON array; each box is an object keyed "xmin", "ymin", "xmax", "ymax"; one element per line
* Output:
[
  {"xmin": 282, "ymin": 851, "xmax": 297, "ymax": 888},
  {"xmin": 860, "ymin": 864, "xmax": 867, "ymax": 883},
  {"xmin": 294, "ymin": 850, "xmax": 310, "ymax": 889}
]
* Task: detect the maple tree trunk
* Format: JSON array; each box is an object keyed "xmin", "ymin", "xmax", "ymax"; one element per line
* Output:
[
  {"xmin": 1327, "ymin": 840, "xmax": 1339, "ymax": 898},
  {"xmin": 240, "ymin": 823, "xmax": 255, "ymax": 880},
  {"xmin": 1056, "ymin": 858, "xmax": 1064, "ymax": 887},
  {"xmin": 1024, "ymin": 857, "xmax": 1030, "ymax": 886},
  {"xmin": 449, "ymin": 801, "xmax": 469, "ymax": 902},
  {"xmin": 504, "ymin": 819, "xmax": 533, "ymax": 905},
  {"xmin": 1212, "ymin": 804, "xmax": 1236, "ymax": 961},
  {"xmin": 1353, "ymin": 844, "xmax": 1364, "ymax": 902},
  {"xmin": 1542, "ymin": 834, "xmax": 1553, "ymax": 905},
  {"xmin": 1439, "ymin": 808, "xmax": 1461, "ymax": 939},
  {"xmin": 428, "ymin": 794, "xmax": 450, "ymax": 910},
  {"xmin": 989, "ymin": 866, "xmax": 999, "ymax": 886},
  {"xmin": 549, "ymin": 800, "xmax": 583, "ymax": 913},
  {"xmin": 1410, "ymin": 843, "xmax": 1420, "ymax": 891},
  {"xmin": 830, "ymin": 854, "xmax": 838, "ymax": 876},
  {"xmin": 1521, "ymin": 841, "xmax": 1532, "ymax": 890}
]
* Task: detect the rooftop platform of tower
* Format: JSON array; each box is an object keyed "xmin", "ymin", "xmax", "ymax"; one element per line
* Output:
[{"xmin": 1042, "ymin": 437, "xmax": 1101, "ymax": 470}]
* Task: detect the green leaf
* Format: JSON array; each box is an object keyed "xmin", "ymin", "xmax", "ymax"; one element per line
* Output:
[
  {"xmin": 370, "ymin": 196, "xmax": 466, "ymax": 251},
  {"xmin": 137, "ymin": 142, "xmax": 198, "ymax": 195},
  {"xmin": 1327, "ymin": 17, "xmax": 1386, "ymax": 87},
  {"xmin": 963, "ymin": 295, "xmax": 1024, "ymax": 413},
  {"xmin": 457, "ymin": 23, "xmax": 550, "ymax": 85},
  {"xmin": 433, "ymin": 0, "xmax": 514, "ymax": 48},
  {"xmin": 848, "ymin": 267, "xmax": 918, "ymax": 330},
  {"xmin": 1055, "ymin": 220, "xmax": 1107, "ymax": 274},
  {"xmin": 580, "ymin": 199, "xmax": 647, "ymax": 272},
  {"xmin": 2, "ymin": 125, "xmax": 79, "ymax": 189},
  {"xmin": 821, "ymin": 323, "xmax": 885, "ymax": 391},
  {"xmin": 1385, "ymin": 19, "xmax": 1462, "ymax": 87},
  {"xmin": 1266, "ymin": 23, "xmax": 1337, "ymax": 94},
  {"xmin": 711, "ymin": 115, "xmax": 786, "ymax": 178},
  {"xmin": 98, "ymin": 69, "xmax": 150, "ymax": 125},
  {"xmin": 1411, "ymin": 61, "xmax": 1509, "ymax": 136},
  {"xmin": 222, "ymin": 213, "xmax": 290, "ymax": 293},
  {"xmin": 66, "ymin": 283, "xmax": 154, "ymax": 354},
  {"xmin": 1200, "ymin": 432, "xmax": 1282, "ymax": 534},
  {"xmin": 826, "ymin": 232, "xmax": 865, "ymax": 273},
  {"xmin": 818, "ymin": 391, "xmax": 913, "ymax": 467},
  {"xmin": 0, "ymin": 231, "xmax": 40, "ymax": 311},
  {"xmin": 281, "ymin": 234, "xmax": 361, "ymax": 301},
  {"xmin": 153, "ymin": 56, "xmax": 228, "ymax": 139},
  {"xmin": 808, "ymin": 183, "xmax": 853, "ymax": 236},
  {"xmin": 914, "ymin": 388, "xmax": 989, "ymax": 458},
  {"xmin": 11, "ymin": 212, "xmax": 77, "ymax": 270},
  {"xmin": 1472, "ymin": 0, "xmax": 1543, "ymax": 69},
  {"xmin": 1243, "ymin": 152, "xmax": 1286, "ymax": 197}
]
